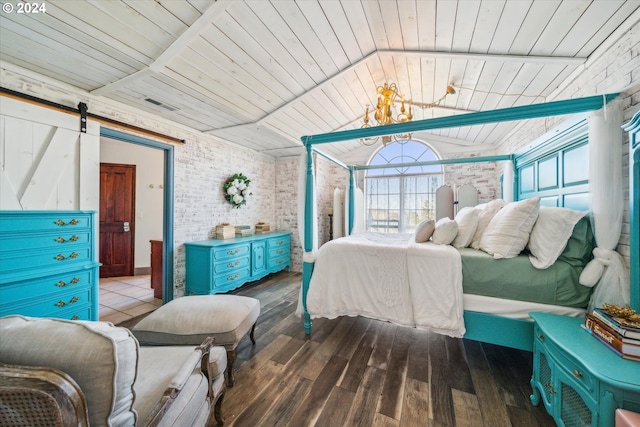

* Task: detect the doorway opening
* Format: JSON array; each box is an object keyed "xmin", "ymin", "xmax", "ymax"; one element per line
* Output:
[{"xmin": 99, "ymin": 128, "xmax": 175, "ymax": 305}]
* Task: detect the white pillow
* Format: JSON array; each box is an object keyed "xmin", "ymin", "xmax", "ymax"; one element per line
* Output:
[
  {"xmin": 414, "ymin": 219, "xmax": 435, "ymax": 243},
  {"xmin": 470, "ymin": 199, "xmax": 506, "ymax": 249},
  {"xmin": 527, "ymin": 206, "xmax": 586, "ymax": 269},
  {"xmin": 432, "ymin": 217, "xmax": 458, "ymax": 245},
  {"xmin": 452, "ymin": 207, "xmax": 480, "ymax": 248},
  {"xmin": 480, "ymin": 198, "xmax": 540, "ymax": 259}
]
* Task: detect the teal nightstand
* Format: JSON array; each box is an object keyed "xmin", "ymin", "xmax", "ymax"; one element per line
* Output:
[{"xmin": 530, "ymin": 312, "xmax": 640, "ymax": 427}]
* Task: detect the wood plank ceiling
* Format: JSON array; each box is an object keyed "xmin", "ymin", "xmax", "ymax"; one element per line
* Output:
[{"xmin": 1, "ymin": 0, "xmax": 638, "ymax": 162}]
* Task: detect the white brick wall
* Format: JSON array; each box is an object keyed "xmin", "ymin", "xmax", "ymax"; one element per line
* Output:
[{"xmin": 275, "ymin": 153, "xmax": 349, "ymax": 273}]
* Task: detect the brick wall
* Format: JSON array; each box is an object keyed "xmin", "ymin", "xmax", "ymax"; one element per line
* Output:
[{"xmin": 275, "ymin": 153, "xmax": 349, "ymax": 273}]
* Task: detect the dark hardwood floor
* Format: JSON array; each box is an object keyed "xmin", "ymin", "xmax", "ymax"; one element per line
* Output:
[{"xmin": 218, "ymin": 271, "xmax": 556, "ymax": 427}]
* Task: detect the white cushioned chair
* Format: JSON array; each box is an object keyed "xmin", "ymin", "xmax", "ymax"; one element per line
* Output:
[{"xmin": 0, "ymin": 315, "xmax": 227, "ymax": 427}]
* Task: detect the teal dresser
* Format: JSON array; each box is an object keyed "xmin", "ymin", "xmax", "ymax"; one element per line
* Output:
[
  {"xmin": 0, "ymin": 211, "xmax": 100, "ymax": 321},
  {"xmin": 185, "ymin": 231, "xmax": 290, "ymax": 295},
  {"xmin": 530, "ymin": 312, "xmax": 640, "ymax": 427}
]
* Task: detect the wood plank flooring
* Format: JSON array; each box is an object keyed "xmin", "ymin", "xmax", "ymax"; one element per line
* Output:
[{"xmin": 218, "ymin": 271, "xmax": 556, "ymax": 427}]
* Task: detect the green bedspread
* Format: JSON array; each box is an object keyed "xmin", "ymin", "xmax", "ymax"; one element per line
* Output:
[{"xmin": 458, "ymin": 248, "xmax": 592, "ymax": 308}]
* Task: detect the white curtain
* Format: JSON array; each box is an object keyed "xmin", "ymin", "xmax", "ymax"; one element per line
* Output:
[
  {"xmin": 503, "ymin": 160, "xmax": 515, "ymax": 203},
  {"xmin": 580, "ymin": 100, "xmax": 630, "ymax": 310},
  {"xmin": 297, "ymin": 152, "xmax": 318, "ymax": 257}
]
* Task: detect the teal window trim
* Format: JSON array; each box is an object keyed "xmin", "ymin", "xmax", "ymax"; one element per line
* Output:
[{"xmin": 100, "ymin": 127, "xmax": 175, "ymax": 304}]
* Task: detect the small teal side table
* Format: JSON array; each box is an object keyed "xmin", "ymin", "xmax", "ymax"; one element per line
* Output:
[{"xmin": 530, "ymin": 312, "xmax": 640, "ymax": 427}]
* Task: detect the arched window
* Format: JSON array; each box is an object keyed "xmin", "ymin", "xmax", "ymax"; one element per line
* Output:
[{"xmin": 365, "ymin": 140, "xmax": 443, "ymax": 233}]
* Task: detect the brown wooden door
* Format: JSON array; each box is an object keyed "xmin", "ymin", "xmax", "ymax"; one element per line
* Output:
[{"xmin": 100, "ymin": 163, "xmax": 135, "ymax": 278}]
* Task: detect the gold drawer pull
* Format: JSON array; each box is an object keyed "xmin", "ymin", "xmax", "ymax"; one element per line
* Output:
[
  {"xmin": 544, "ymin": 383, "xmax": 556, "ymax": 394},
  {"xmin": 55, "ymin": 277, "xmax": 80, "ymax": 287},
  {"xmin": 573, "ymin": 370, "xmax": 582, "ymax": 378},
  {"xmin": 226, "ymin": 273, "xmax": 241, "ymax": 281},
  {"xmin": 71, "ymin": 315, "xmax": 80, "ymax": 320},
  {"xmin": 54, "ymin": 235, "xmax": 79, "ymax": 243},
  {"xmin": 277, "ymin": 259, "xmax": 284, "ymax": 264},
  {"xmin": 54, "ymin": 219, "xmax": 79, "ymax": 226},
  {"xmin": 226, "ymin": 248, "xmax": 241, "ymax": 255},
  {"xmin": 226, "ymin": 261, "xmax": 241, "ymax": 268},
  {"xmin": 54, "ymin": 252, "xmax": 80, "ymax": 261},
  {"xmin": 54, "ymin": 296, "xmax": 80, "ymax": 307},
  {"xmin": 537, "ymin": 333, "xmax": 545, "ymax": 340},
  {"xmin": 277, "ymin": 249, "xmax": 284, "ymax": 254},
  {"xmin": 276, "ymin": 240, "xmax": 284, "ymax": 245}
]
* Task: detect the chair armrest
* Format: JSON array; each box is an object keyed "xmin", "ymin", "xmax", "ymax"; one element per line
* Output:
[
  {"xmin": 0, "ymin": 363, "xmax": 90, "ymax": 427},
  {"xmin": 140, "ymin": 337, "xmax": 216, "ymax": 427}
]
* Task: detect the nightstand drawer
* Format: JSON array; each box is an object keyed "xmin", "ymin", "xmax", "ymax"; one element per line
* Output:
[
  {"xmin": 213, "ymin": 244, "xmax": 250, "ymax": 261},
  {"xmin": 0, "ymin": 270, "xmax": 94, "ymax": 306},
  {"xmin": 213, "ymin": 256, "xmax": 249, "ymax": 274},
  {"xmin": 535, "ymin": 324, "xmax": 595, "ymax": 396},
  {"xmin": 0, "ymin": 287, "xmax": 92, "ymax": 317}
]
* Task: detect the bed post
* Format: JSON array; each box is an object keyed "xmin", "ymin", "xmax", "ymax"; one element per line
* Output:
[
  {"xmin": 623, "ymin": 111, "xmax": 640, "ymax": 311},
  {"xmin": 348, "ymin": 167, "xmax": 355, "ymax": 234},
  {"xmin": 302, "ymin": 142, "xmax": 314, "ymax": 335}
]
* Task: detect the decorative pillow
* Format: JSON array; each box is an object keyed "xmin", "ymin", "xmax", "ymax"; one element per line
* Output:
[
  {"xmin": 479, "ymin": 197, "xmax": 540, "ymax": 259},
  {"xmin": 414, "ymin": 219, "xmax": 435, "ymax": 243},
  {"xmin": 558, "ymin": 216, "xmax": 595, "ymax": 267},
  {"xmin": 470, "ymin": 199, "xmax": 506, "ymax": 249},
  {"xmin": 452, "ymin": 207, "xmax": 480, "ymax": 248},
  {"xmin": 528, "ymin": 206, "xmax": 586, "ymax": 269},
  {"xmin": 432, "ymin": 217, "xmax": 458, "ymax": 245},
  {"xmin": 0, "ymin": 315, "xmax": 139, "ymax": 427}
]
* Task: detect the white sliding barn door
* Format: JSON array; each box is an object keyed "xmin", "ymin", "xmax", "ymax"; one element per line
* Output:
[{"xmin": 0, "ymin": 97, "xmax": 100, "ymax": 211}]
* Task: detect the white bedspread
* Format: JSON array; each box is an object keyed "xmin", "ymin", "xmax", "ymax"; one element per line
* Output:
[{"xmin": 303, "ymin": 233, "xmax": 465, "ymax": 337}]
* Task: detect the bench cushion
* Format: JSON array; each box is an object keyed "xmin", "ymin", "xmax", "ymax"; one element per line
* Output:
[{"xmin": 132, "ymin": 295, "xmax": 260, "ymax": 350}]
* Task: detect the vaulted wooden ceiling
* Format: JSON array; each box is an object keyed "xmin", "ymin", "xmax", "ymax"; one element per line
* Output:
[{"xmin": 1, "ymin": 0, "xmax": 638, "ymax": 161}]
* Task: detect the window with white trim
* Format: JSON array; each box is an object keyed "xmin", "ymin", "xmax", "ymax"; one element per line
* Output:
[{"xmin": 365, "ymin": 140, "xmax": 443, "ymax": 233}]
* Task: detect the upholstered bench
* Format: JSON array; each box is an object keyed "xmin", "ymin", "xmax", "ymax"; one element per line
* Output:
[{"xmin": 132, "ymin": 295, "xmax": 260, "ymax": 387}]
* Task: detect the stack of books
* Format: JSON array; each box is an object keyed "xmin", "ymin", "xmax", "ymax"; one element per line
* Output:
[
  {"xmin": 215, "ymin": 224, "xmax": 235, "ymax": 239},
  {"xmin": 583, "ymin": 308, "xmax": 640, "ymax": 361},
  {"xmin": 255, "ymin": 222, "xmax": 271, "ymax": 234},
  {"xmin": 235, "ymin": 225, "xmax": 252, "ymax": 237}
]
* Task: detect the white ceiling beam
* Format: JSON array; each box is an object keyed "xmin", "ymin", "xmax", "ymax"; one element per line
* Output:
[
  {"xmin": 90, "ymin": 0, "xmax": 232, "ymax": 96},
  {"xmin": 379, "ymin": 50, "xmax": 587, "ymax": 66}
]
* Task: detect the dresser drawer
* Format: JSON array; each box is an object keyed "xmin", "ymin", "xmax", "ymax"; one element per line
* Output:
[
  {"xmin": 0, "ymin": 287, "xmax": 93, "ymax": 318},
  {"xmin": 44, "ymin": 304, "xmax": 93, "ymax": 321},
  {"xmin": 268, "ymin": 246, "xmax": 289, "ymax": 259},
  {"xmin": 214, "ymin": 267, "xmax": 251, "ymax": 288},
  {"xmin": 0, "ymin": 213, "xmax": 92, "ymax": 233},
  {"xmin": 267, "ymin": 236, "xmax": 290, "ymax": 250},
  {"xmin": 213, "ymin": 256, "xmax": 249, "ymax": 274},
  {"xmin": 0, "ymin": 246, "xmax": 93, "ymax": 276},
  {"xmin": 213, "ymin": 244, "xmax": 250, "ymax": 261},
  {"xmin": 0, "ymin": 270, "xmax": 94, "ymax": 306},
  {"xmin": 268, "ymin": 255, "xmax": 289, "ymax": 270},
  {"xmin": 0, "ymin": 231, "xmax": 91, "ymax": 252}
]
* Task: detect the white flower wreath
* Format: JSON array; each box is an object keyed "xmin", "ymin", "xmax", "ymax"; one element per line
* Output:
[{"xmin": 223, "ymin": 173, "xmax": 252, "ymax": 208}]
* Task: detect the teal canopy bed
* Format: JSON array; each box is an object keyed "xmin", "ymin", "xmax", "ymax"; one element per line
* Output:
[{"xmin": 298, "ymin": 93, "xmax": 639, "ymax": 352}]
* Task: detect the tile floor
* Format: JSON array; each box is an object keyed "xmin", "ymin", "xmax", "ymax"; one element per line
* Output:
[{"xmin": 99, "ymin": 275, "xmax": 162, "ymax": 325}]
